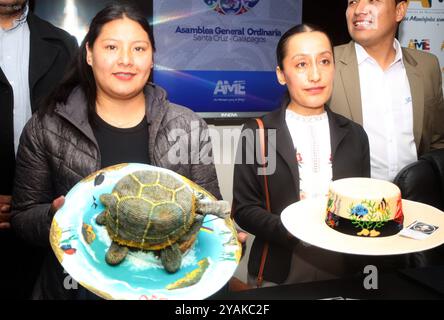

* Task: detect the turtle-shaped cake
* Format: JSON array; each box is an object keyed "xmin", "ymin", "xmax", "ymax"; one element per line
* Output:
[{"xmin": 95, "ymin": 169, "xmax": 230, "ymax": 273}]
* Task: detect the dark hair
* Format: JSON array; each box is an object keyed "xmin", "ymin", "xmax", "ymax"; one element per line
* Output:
[
  {"xmin": 276, "ymin": 23, "xmax": 333, "ymax": 70},
  {"xmin": 40, "ymin": 3, "xmax": 155, "ymax": 121}
]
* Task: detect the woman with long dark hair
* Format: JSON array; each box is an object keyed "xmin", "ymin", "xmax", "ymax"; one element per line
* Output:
[
  {"xmin": 232, "ymin": 24, "xmax": 371, "ymax": 287},
  {"xmin": 11, "ymin": 3, "xmax": 221, "ymax": 299}
]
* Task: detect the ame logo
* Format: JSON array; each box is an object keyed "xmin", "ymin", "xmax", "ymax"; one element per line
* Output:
[
  {"xmin": 408, "ymin": 39, "xmax": 431, "ymax": 51},
  {"xmin": 214, "ymin": 80, "xmax": 246, "ymax": 96}
]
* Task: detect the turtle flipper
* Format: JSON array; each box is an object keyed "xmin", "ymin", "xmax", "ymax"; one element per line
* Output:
[
  {"xmin": 196, "ymin": 200, "xmax": 230, "ymax": 218},
  {"xmin": 160, "ymin": 243, "xmax": 182, "ymax": 273},
  {"xmin": 105, "ymin": 241, "xmax": 129, "ymax": 265},
  {"xmin": 96, "ymin": 211, "xmax": 107, "ymax": 225}
]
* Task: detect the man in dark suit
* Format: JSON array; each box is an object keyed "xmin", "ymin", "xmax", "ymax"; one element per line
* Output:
[{"xmin": 0, "ymin": 0, "xmax": 78, "ymax": 298}]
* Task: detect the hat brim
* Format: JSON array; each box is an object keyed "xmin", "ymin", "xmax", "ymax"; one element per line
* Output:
[{"xmin": 281, "ymin": 198, "xmax": 444, "ymax": 256}]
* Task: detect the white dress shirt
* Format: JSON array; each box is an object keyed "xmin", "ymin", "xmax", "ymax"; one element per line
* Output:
[
  {"xmin": 355, "ymin": 40, "xmax": 417, "ymax": 181},
  {"xmin": 0, "ymin": 4, "xmax": 31, "ymax": 154}
]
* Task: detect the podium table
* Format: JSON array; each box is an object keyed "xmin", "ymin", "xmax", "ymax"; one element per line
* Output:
[{"xmin": 215, "ymin": 266, "xmax": 444, "ymax": 300}]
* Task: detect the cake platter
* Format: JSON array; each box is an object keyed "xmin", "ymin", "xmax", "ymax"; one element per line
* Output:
[
  {"xmin": 49, "ymin": 163, "xmax": 242, "ymax": 300},
  {"xmin": 281, "ymin": 197, "xmax": 444, "ymax": 256}
]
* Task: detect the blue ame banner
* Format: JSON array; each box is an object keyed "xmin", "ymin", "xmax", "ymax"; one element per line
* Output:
[{"xmin": 153, "ymin": 0, "xmax": 302, "ymax": 117}]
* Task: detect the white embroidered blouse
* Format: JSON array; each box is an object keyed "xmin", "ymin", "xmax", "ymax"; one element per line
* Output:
[{"xmin": 285, "ymin": 109, "xmax": 332, "ymax": 200}]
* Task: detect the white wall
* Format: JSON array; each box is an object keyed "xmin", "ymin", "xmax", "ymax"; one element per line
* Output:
[
  {"xmin": 208, "ymin": 125, "xmax": 240, "ymax": 203},
  {"xmin": 208, "ymin": 124, "xmax": 253, "ymax": 283}
]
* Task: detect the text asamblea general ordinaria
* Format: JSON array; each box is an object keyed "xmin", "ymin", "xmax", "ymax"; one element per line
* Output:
[{"xmin": 175, "ymin": 25, "xmax": 281, "ymax": 37}]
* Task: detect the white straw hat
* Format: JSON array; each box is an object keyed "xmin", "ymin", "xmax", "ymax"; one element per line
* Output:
[{"xmin": 281, "ymin": 178, "xmax": 444, "ymax": 256}]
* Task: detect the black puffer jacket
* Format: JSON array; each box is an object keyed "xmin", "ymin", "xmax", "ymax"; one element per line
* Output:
[{"xmin": 11, "ymin": 84, "xmax": 221, "ymax": 299}]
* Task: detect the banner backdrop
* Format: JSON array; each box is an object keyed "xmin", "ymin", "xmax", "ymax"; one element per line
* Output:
[
  {"xmin": 399, "ymin": 0, "xmax": 444, "ymax": 91},
  {"xmin": 153, "ymin": 0, "xmax": 302, "ymax": 117}
]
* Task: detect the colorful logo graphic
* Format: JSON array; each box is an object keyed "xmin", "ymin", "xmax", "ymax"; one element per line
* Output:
[
  {"xmin": 214, "ymin": 80, "xmax": 246, "ymax": 96},
  {"xmin": 203, "ymin": 0, "xmax": 260, "ymax": 15},
  {"xmin": 408, "ymin": 0, "xmax": 432, "ymax": 8},
  {"xmin": 408, "ymin": 39, "xmax": 431, "ymax": 51},
  {"xmin": 408, "ymin": 0, "xmax": 444, "ymax": 8}
]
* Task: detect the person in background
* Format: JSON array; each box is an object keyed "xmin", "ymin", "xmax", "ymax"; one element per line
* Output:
[
  {"xmin": 330, "ymin": 0, "xmax": 444, "ymax": 181},
  {"xmin": 232, "ymin": 24, "xmax": 370, "ymax": 287},
  {"xmin": 0, "ymin": 0, "xmax": 78, "ymax": 299},
  {"xmin": 11, "ymin": 3, "xmax": 222, "ymax": 299},
  {"xmin": 329, "ymin": 0, "xmax": 444, "ymax": 271}
]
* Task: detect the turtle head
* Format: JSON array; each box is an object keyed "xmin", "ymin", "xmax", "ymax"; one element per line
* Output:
[
  {"xmin": 196, "ymin": 199, "xmax": 230, "ymax": 219},
  {"xmin": 195, "ymin": 192, "xmax": 206, "ymax": 201}
]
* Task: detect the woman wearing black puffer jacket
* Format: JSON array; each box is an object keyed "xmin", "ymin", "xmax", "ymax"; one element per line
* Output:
[{"xmin": 11, "ymin": 4, "xmax": 221, "ymax": 300}]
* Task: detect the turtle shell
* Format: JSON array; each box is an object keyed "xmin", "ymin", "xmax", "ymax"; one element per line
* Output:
[{"xmin": 101, "ymin": 170, "xmax": 197, "ymax": 250}]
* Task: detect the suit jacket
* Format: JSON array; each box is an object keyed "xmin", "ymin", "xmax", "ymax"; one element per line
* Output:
[
  {"xmin": 232, "ymin": 104, "xmax": 370, "ymax": 284},
  {"xmin": 0, "ymin": 13, "xmax": 78, "ymax": 194},
  {"xmin": 330, "ymin": 41, "xmax": 444, "ymax": 158}
]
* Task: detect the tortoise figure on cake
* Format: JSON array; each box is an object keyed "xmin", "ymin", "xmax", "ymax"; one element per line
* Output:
[{"xmin": 96, "ymin": 169, "xmax": 230, "ymax": 273}]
